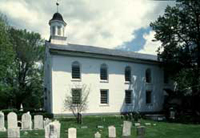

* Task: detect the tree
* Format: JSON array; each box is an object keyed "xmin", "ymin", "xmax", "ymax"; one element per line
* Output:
[
  {"xmin": 64, "ymin": 84, "xmax": 90, "ymax": 124},
  {"xmin": 7, "ymin": 28, "xmax": 45, "ymax": 109},
  {"xmin": 0, "ymin": 14, "xmax": 15, "ymax": 109},
  {"xmin": 150, "ymin": 0, "xmax": 200, "ymax": 114},
  {"xmin": 0, "ymin": 13, "xmax": 45, "ymax": 110}
]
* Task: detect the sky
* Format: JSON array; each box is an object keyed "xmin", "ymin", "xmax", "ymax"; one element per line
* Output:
[{"xmin": 0, "ymin": 0, "xmax": 175, "ymax": 55}]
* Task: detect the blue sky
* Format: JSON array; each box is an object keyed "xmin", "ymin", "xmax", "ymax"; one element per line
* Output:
[
  {"xmin": 0, "ymin": 0, "xmax": 174, "ymax": 55},
  {"xmin": 118, "ymin": 27, "xmax": 151, "ymax": 51}
]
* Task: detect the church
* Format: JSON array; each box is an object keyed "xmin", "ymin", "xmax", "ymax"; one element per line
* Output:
[{"xmin": 44, "ymin": 10, "xmax": 172, "ymax": 116}]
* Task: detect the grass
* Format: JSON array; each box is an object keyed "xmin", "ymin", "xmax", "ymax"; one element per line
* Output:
[{"xmin": 1, "ymin": 116, "xmax": 200, "ymax": 138}]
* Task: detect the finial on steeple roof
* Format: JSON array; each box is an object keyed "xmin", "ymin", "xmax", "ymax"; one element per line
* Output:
[{"xmin": 56, "ymin": 0, "xmax": 59, "ymax": 13}]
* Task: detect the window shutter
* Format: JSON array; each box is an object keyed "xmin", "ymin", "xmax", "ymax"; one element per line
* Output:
[
  {"xmin": 72, "ymin": 89, "xmax": 81, "ymax": 104},
  {"xmin": 125, "ymin": 67, "xmax": 131, "ymax": 82},
  {"xmin": 125, "ymin": 90, "xmax": 132, "ymax": 104},
  {"xmin": 146, "ymin": 90, "xmax": 152, "ymax": 104},
  {"xmin": 72, "ymin": 62, "xmax": 80, "ymax": 79},
  {"xmin": 100, "ymin": 64, "xmax": 108, "ymax": 80},
  {"xmin": 100, "ymin": 90, "xmax": 108, "ymax": 104}
]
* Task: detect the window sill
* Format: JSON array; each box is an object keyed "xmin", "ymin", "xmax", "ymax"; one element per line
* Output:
[
  {"xmin": 71, "ymin": 79, "xmax": 81, "ymax": 82},
  {"xmin": 100, "ymin": 80, "xmax": 109, "ymax": 83},
  {"xmin": 99, "ymin": 104, "xmax": 109, "ymax": 106},
  {"xmin": 125, "ymin": 81, "xmax": 131, "ymax": 84}
]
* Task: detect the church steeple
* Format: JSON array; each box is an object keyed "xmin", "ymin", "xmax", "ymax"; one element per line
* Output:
[{"xmin": 49, "ymin": 1, "xmax": 67, "ymax": 45}]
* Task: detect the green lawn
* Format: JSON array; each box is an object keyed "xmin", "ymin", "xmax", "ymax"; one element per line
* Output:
[{"xmin": 1, "ymin": 116, "xmax": 200, "ymax": 138}]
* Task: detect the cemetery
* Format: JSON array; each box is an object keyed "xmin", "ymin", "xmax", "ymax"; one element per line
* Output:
[
  {"xmin": 1, "ymin": 0, "xmax": 200, "ymax": 138},
  {"xmin": 0, "ymin": 111, "xmax": 200, "ymax": 138}
]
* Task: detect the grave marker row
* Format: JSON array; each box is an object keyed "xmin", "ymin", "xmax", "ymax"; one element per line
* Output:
[{"xmin": 0, "ymin": 111, "xmax": 51, "ymax": 134}]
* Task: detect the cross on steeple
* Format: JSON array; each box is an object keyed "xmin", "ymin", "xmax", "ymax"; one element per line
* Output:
[{"xmin": 56, "ymin": 0, "xmax": 60, "ymax": 13}]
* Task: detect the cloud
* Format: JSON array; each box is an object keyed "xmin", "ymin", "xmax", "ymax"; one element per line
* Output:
[
  {"xmin": 0, "ymin": 0, "xmax": 174, "ymax": 50},
  {"xmin": 138, "ymin": 31, "xmax": 162, "ymax": 55}
]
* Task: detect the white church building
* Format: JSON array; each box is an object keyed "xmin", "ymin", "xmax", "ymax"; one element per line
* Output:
[{"xmin": 44, "ymin": 11, "xmax": 172, "ymax": 116}]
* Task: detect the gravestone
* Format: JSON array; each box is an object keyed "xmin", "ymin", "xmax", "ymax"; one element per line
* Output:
[
  {"xmin": 20, "ymin": 104, "xmax": 23, "ymax": 111},
  {"xmin": 22, "ymin": 112, "xmax": 32, "ymax": 130},
  {"xmin": 144, "ymin": 123, "xmax": 151, "ymax": 126},
  {"xmin": 68, "ymin": 128, "xmax": 77, "ymax": 138},
  {"xmin": 157, "ymin": 117, "xmax": 164, "ymax": 121},
  {"xmin": 34, "ymin": 115, "xmax": 44, "ymax": 129},
  {"xmin": 108, "ymin": 126, "xmax": 116, "ymax": 138},
  {"xmin": 135, "ymin": 123, "xmax": 140, "ymax": 127},
  {"xmin": 24, "ymin": 131, "xmax": 28, "ymax": 135},
  {"xmin": 128, "ymin": 113, "xmax": 132, "ymax": 120},
  {"xmin": 170, "ymin": 110, "xmax": 175, "ymax": 119},
  {"xmin": 0, "ymin": 112, "xmax": 6, "ymax": 131},
  {"xmin": 7, "ymin": 127, "xmax": 20, "ymax": 138},
  {"xmin": 7, "ymin": 112, "xmax": 18, "ymax": 128},
  {"xmin": 136, "ymin": 126, "xmax": 145, "ymax": 138},
  {"xmin": 97, "ymin": 125, "xmax": 104, "ymax": 129},
  {"xmin": 45, "ymin": 120, "xmax": 61, "ymax": 138},
  {"xmin": 81, "ymin": 126, "xmax": 88, "ymax": 129},
  {"xmin": 44, "ymin": 118, "xmax": 52, "ymax": 127},
  {"xmin": 94, "ymin": 132, "xmax": 101, "ymax": 138},
  {"xmin": 122, "ymin": 121, "xmax": 132, "ymax": 137}
]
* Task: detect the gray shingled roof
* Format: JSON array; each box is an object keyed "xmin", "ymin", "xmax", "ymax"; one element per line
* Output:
[{"xmin": 48, "ymin": 43, "xmax": 158, "ymax": 62}]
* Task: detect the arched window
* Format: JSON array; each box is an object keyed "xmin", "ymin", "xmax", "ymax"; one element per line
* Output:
[
  {"xmin": 145, "ymin": 68, "xmax": 151, "ymax": 83},
  {"xmin": 52, "ymin": 26, "xmax": 56, "ymax": 35},
  {"xmin": 72, "ymin": 61, "xmax": 80, "ymax": 79},
  {"xmin": 57, "ymin": 26, "xmax": 61, "ymax": 35},
  {"xmin": 125, "ymin": 66, "xmax": 131, "ymax": 82},
  {"xmin": 100, "ymin": 64, "xmax": 108, "ymax": 80}
]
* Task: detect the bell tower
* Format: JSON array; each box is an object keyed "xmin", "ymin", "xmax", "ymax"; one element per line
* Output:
[{"xmin": 49, "ymin": 1, "xmax": 67, "ymax": 45}]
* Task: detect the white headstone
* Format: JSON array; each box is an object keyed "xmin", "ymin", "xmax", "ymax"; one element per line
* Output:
[
  {"xmin": 34, "ymin": 115, "xmax": 44, "ymax": 129},
  {"xmin": 44, "ymin": 118, "xmax": 51, "ymax": 127},
  {"xmin": 94, "ymin": 132, "xmax": 101, "ymax": 138},
  {"xmin": 20, "ymin": 104, "xmax": 23, "ymax": 111},
  {"xmin": 45, "ymin": 120, "xmax": 61, "ymax": 138},
  {"xmin": 108, "ymin": 126, "xmax": 116, "ymax": 138},
  {"xmin": 144, "ymin": 123, "xmax": 151, "ymax": 126},
  {"xmin": 0, "ymin": 112, "xmax": 6, "ymax": 131},
  {"xmin": 22, "ymin": 112, "xmax": 32, "ymax": 130},
  {"xmin": 7, "ymin": 127, "xmax": 20, "ymax": 138},
  {"xmin": 135, "ymin": 123, "xmax": 140, "ymax": 127},
  {"xmin": 44, "ymin": 118, "xmax": 52, "ymax": 127},
  {"xmin": 81, "ymin": 126, "xmax": 88, "ymax": 129},
  {"xmin": 122, "ymin": 121, "xmax": 132, "ymax": 137},
  {"xmin": 68, "ymin": 128, "xmax": 77, "ymax": 138},
  {"xmin": 7, "ymin": 112, "xmax": 18, "ymax": 128}
]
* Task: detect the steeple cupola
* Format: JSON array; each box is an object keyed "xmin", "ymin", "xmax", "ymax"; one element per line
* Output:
[{"xmin": 49, "ymin": 2, "xmax": 67, "ymax": 45}]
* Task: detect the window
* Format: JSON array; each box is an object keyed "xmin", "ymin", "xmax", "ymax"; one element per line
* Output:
[
  {"xmin": 72, "ymin": 61, "xmax": 81, "ymax": 79},
  {"xmin": 72, "ymin": 89, "xmax": 81, "ymax": 104},
  {"xmin": 145, "ymin": 69, "xmax": 151, "ymax": 83},
  {"xmin": 125, "ymin": 66, "xmax": 131, "ymax": 82},
  {"xmin": 100, "ymin": 90, "xmax": 108, "ymax": 104},
  {"xmin": 125, "ymin": 90, "xmax": 132, "ymax": 104},
  {"xmin": 52, "ymin": 26, "xmax": 56, "ymax": 35},
  {"xmin": 146, "ymin": 90, "xmax": 152, "ymax": 104},
  {"xmin": 100, "ymin": 64, "xmax": 108, "ymax": 80},
  {"xmin": 57, "ymin": 26, "xmax": 61, "ymax": 35}
]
